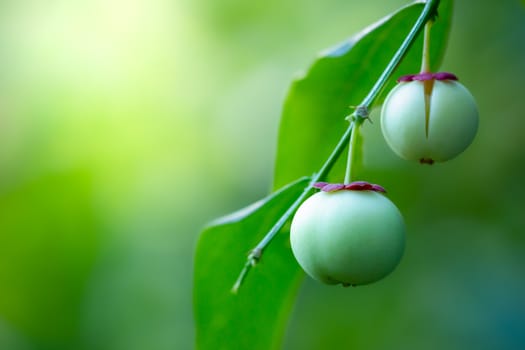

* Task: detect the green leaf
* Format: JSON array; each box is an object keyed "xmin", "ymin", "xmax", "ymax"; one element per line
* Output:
[
  {"xmin": 194, "ymin": 177, "xmax": 310, "ymax": 350},
  {"xmin": 273, "ymin": 0, "xmax": 453, "ymax": 189}
]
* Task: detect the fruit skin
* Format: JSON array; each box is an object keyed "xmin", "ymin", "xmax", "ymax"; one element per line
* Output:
[
  {"xmin": 381, "ymin": 80, "xmax": 479, "ymax": 163},
  {"xmin": 290, "ymin": 190, "xmax": 405, "ymax": 286}
]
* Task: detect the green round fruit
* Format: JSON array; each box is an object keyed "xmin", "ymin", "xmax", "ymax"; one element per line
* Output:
[
  {"xmin": 381, "ymin": 79, "xmax": 479, "ymax": 163},
  {"xmin": 290, "ymin": 190, "xmax": 405, "ymax": 286}
]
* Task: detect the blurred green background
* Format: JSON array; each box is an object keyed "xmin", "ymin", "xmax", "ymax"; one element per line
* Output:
[{"xmin": 0, "ymin": 0, "xmax": 524, "ymax": 349}]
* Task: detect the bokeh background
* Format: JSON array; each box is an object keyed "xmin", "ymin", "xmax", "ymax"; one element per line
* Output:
[{"xmin": 0, "ymin": 0, "xmax": 524, "ymax": 349}]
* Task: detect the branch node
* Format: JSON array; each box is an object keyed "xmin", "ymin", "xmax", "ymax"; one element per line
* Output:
[{"xmin": 355, "ymin": 105, "xmax": 369, "ymax": 121}]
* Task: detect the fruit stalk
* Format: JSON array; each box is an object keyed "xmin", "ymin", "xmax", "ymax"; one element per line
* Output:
[
  {"xmin": 421, "ymin": 20, "xmax": 433, "ymax": 73},
  {"xmin": 421, "ymin": 21, "xmax": 434, "ymax": 137},
  {"xmin": 344, "ymin": 120, "xmax": 361, "ymax": 184}
]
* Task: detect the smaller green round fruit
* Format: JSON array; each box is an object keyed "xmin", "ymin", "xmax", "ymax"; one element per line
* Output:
[
  {"xmin": 381, "ymin": 79, "xmax": 479, "ymax": 163},
  {"xmin": 290, "ymin": 190, "xmax": 405, "ymax": 286}
]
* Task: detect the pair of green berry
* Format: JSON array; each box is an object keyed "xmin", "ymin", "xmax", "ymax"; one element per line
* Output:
[{"xmin": 290, "ymin": 73, "xmax": 479, "ymax": 286}]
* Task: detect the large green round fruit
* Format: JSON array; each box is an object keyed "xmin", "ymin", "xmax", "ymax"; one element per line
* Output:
[
  {"xmin": 290, "ymin": 190, "xmax": 405, "ymax": 286},
  {"xmin": 381, "ymin": 80, "xmax": 479, "ymax": 163}
]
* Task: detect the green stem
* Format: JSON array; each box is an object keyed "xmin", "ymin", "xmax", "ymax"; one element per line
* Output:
[
  {"xmin": 421, "ymin": 20, "xmax": 433, "ymax": 73},
  {"xmin": 344, "ymin": 120, "xmax": 361, "ymax": 184},
  {"xmin": 232, "ymin": 0, "xmax": 440, "ymax": 293}
]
